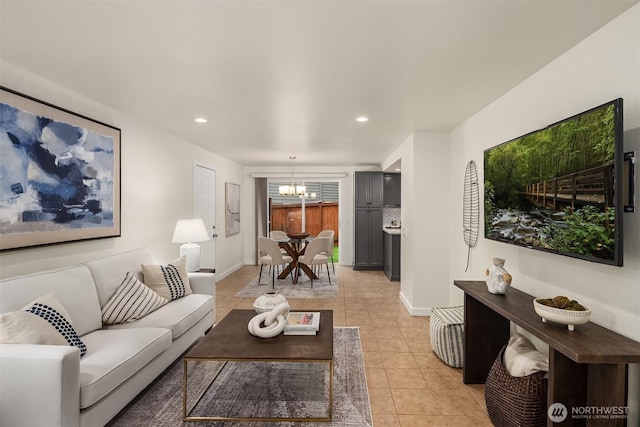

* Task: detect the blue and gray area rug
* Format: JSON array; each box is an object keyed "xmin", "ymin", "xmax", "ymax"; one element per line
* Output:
[{"xmin": 107, "ymin": 327, "xmax": 371, "ymax": 427}]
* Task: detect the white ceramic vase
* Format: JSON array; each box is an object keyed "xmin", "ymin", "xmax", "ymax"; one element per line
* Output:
[
  {"xmin": 485, "ymin": 258, "xmax": 512, "ymax": 295},
  {"xmin": 253, "ymin": 291, "xmax": 288, "ymax": 314}
]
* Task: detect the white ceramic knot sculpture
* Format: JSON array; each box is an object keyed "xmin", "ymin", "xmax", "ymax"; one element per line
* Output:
[{"xmin": 247, "ymin": 302, "xmax": 290, "ymax": 338}]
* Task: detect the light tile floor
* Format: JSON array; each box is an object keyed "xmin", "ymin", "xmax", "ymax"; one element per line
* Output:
[{"xmin": 215, "ymin": 265, "xmax": 494, "ymax": 427}]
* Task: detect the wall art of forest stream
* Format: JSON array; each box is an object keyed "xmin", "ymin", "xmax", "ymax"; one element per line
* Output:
[{"xmin": 484, "ymin": 102, "xmax": 618, "ymax": 262}]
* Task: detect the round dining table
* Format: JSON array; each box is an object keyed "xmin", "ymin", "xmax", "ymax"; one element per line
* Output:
[{"xmin": 275, "ymin": 236, "xmax": 319, "ymax": 284}]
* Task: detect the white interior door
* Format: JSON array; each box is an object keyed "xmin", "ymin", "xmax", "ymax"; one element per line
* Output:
[{"xmin": 193, "ymin": 163, "xmax": 216, "ymax": 270}]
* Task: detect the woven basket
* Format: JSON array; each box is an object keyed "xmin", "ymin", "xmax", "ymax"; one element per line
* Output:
[{"xmin": 485, "ymin": 346, "xmax": 548, "ymax": 427}]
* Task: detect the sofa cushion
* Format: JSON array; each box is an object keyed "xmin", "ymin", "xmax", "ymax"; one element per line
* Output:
[
  {"xmin": 0, "ymin": 293, "xmax": 87, "ymax": 356},
  {"xmin": 86, "ymin": 248, "xmax": 156, "ymax": 308},
  {"xmin": 141, "ymin": 256, "xmax": 192, "ymax": 301},
  {"xmin": 104, "ymin": 293, "xmax": 213, "ymax": 339},
  {"xmin": 102, "ymin": 273, "xmax": 168, "ymax": 324},
  {"xmin": 0, "ymin": 266, "xmax": 102, "ymax": 336},
  {"xmin": 78, "ymin": 327, "xmax": 171, "ymax": 409}
]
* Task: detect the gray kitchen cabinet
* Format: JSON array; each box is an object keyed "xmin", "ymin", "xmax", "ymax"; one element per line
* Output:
[
  {"xmin": 355, "ymin": 172, "xmax": 384, "ymax": 208},
  {"xmin": 383, "ymin": 173, "xmax": 401, "ymax": 207},
  {"xmin": 384, "ymin": 231, "xmax": 401, "ymax": 281},
  {"xmin": 354, "ymin": 172, "xmax": 384, "ymax": 269},
  {"xmin": 354, "ymin": 207, "xmax": 383, "ymax": 269}
]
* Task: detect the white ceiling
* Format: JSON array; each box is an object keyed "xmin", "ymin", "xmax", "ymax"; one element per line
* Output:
[{"xmin": 1, "ymin": 1, "xmax": 636, "ymax": 167}]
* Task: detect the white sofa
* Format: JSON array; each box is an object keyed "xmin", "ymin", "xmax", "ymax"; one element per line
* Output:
[{"xmin": 0, "ymin": 248, "xmax": 215, "ymax": 427}]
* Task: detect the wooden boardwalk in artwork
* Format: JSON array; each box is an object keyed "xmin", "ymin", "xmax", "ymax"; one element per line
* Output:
[{"xmin": 523, "ymin": 163, "xmax": 613, "ymax": 211}]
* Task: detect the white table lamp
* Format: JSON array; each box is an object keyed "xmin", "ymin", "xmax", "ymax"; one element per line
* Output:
[{"xmin": 172, "ymin": 218, "xmax": 210, "ymax": 272}]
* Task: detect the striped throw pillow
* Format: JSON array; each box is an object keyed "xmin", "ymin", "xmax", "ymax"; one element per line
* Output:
[{"xmin": 102, "ymin": 273, "xmax": 168, "ymax": 324}]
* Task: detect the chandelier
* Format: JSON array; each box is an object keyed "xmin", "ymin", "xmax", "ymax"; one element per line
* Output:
[{"xmin": 279, "ymin": 156, "xmax": 307, "ymax": 196}]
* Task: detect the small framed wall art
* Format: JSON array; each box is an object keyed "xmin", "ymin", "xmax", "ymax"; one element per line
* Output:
[
  {"xmin": 0, "ymin": 87, "xmax": 121, "ymax": 250},
  {"xmin": 225, "ymin": 182, "xmax": 240, "ymax": 236}
]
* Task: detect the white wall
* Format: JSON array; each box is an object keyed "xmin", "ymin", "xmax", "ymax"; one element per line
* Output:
[
  {"xmin": 447, "ymin": 5, "xmax": 640, "ymax": 423},
  {"xmin": 384, "ymin": 134, "xmax": 415, "ymax": 308},
  {"xmin": 0, "ymin": 62, "xmax": 247, "ymax": 280},
  {"xmin": 385, "ymin": 132, "xmax": 451, "ymax": 315}
]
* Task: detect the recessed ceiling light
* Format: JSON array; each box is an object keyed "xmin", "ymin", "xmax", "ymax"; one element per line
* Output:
[
  {"xmin": 356, "ymin": 116, "xmax": 369, "ymax": 123},
  {"xmin": 395, "ymin": 168, "xmax": 401, "ymax": 172},
  {"xmin": 194, "ymin": 117, "xmax": 208, "ymax": 124}
]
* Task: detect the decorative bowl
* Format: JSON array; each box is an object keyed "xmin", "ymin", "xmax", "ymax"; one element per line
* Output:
[
  {"xmin": 533, "ymin": 298, "xmax": 591, "ymax": 331},
  {"xmin": 253, "ymin": 291, "xmax": 288, "ymax": 314}
]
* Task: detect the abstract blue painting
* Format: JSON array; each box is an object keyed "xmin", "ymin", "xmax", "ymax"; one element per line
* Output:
[{"xmin": 0, "ymin": 87, "xmax": 120, "ymax": 250}]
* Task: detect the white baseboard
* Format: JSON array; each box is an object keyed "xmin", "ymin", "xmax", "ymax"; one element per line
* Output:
[
  {"xmin": 399, "ymin": 291, "xmax": 432, "ymax": 317},
  {"xmin": 216, "ymin": 262, "xmax": 245, "ymax": 281}
]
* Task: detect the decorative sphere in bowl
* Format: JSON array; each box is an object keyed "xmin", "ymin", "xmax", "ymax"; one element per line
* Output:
[
  {"xmin": 533, "ymin": 298, "xmax": 591, "ymax": 331},
  {"xmin": 253, "ymin": 291, "xmax": 288, "ymax": 314}
]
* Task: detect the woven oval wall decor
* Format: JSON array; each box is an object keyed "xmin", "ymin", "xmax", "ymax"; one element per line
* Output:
[{"xmin": 463, "ymin": 160, "xmax": 479, "ymax": 271}]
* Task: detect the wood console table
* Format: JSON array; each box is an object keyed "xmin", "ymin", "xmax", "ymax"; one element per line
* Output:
[{"xmin": 454, "ymin": 280, "xmax": 640, "ymax": 427}]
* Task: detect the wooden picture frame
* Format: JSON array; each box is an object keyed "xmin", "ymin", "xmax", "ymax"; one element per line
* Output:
[{"xmin": 0, "ymin": 87, "xmax": 121, "ymax": 250}]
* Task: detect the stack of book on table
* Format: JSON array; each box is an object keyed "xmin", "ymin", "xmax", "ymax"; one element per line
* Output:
[{"xmin": 284, "ymin": 312, "xmax": 320, "ymax": 335}]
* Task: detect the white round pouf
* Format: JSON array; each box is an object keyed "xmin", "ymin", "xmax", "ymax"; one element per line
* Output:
[{"xmin": 248, "ymin": 303, "xmax": 290, "ymax": 338}]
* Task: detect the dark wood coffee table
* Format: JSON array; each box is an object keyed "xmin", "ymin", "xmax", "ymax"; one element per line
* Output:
[{"xmin": 183, "ymin": 309, "xmax": 334, "ymax": 422}]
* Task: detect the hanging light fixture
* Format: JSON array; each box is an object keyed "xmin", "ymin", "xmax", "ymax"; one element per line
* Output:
[
  {"xmin": 299, "ymin": 191, "xmax": 317, "ymax": 199},
  {"xmin": 279, "ymin": 156, "xmax": 306, "ymax": 196}
]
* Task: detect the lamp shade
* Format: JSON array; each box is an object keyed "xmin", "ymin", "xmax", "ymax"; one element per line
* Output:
[
  {"xmin": 171, "ymin": 219, "xmax": 209, "ymax": 243},
  {"xmin": 279, "ymin": 185, "xmax": 294, "ymax": 196}
]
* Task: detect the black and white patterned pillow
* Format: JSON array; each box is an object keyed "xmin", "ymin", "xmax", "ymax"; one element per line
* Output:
[
  {"xmin": 26, "ymin": 302, "xmax": 87, "ymax": 356},
  {"xmin": 0, "ymin": 293, "xmax": 87, "ymax": 357},
  {"xmin": 141, "ymin": 256, "xmax": 192, "ymax": 301},
  {"xmin": 102, "ymin": 273, "xmax": 168, "ymax": 324}
]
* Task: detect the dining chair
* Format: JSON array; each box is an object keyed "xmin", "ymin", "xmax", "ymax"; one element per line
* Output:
[
  {"xmin": 269, "ymin": 230, "xmax": 290, "ymax": 259},
  {"xmin": 317, "ymin": 229, "xmax": 335, "ymax": 273},
  {"xmin": 297, "ymin": 237, "xmax": 331, "ymax": 287},
  {"xmin": 270, "ymin": 230, "xmax": 288, "ymax": 240},
  {"xmin": 257, "ymin": 236, "xmax": 293, "ymax": 288}
]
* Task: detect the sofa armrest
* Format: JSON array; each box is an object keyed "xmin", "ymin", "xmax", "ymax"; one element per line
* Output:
[
  {"xmin": 188, "ymin": 271, "xmax": 216, "ymax": 297},
  {"xmin": 0, "ymin": 344, "xmax": 80, "ymax": 427}
]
